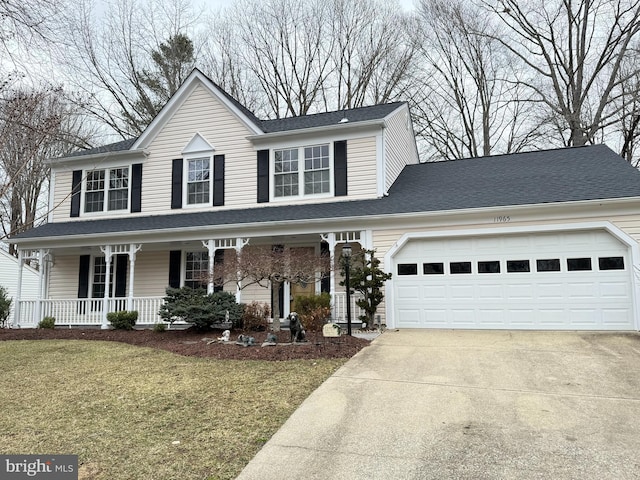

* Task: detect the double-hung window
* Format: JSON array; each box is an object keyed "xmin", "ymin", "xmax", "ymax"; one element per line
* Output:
[
  {"xmin": 185, "ymin": 251, "xmax": 209, "ymax": 290},
  {"xmin": 274, "ymin": 148, "xmax": 299, "ymax": 197},
  {"xmin": 84, "ymin": 167, "xmax": 129, "ymax": 213},
  {"xmin": 274, "ymin": 144, "xmax": 330, "ymax": 199},
  {"xmin": 186, "ymin": 157, "xmax": 210, "ymax": 205},
  {"xmin": 304, "ymin": 145, "xmax": 330, "ymax": 194}
]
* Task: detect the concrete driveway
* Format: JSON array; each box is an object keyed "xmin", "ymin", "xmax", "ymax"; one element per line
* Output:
[{"xmin": 236, "ymin": 330, "xmax": 640, "ymax": 480}]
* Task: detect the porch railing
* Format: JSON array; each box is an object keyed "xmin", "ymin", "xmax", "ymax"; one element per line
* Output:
[
  {"xmin": 332, "ymin": 292, "xmax": 366, "ymax": 326},
  {"xmin": 16, "ymin": 294, "xmax": 366, "ymax": 328},
  {"xmin": 16, "ymin": 297, "xmax": 166, "ymax": 328}
]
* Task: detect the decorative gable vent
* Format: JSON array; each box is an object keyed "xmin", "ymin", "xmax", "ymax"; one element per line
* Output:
[{"xmin": 182, "ymin": 133, "xmax": 214, "ymax": 155}]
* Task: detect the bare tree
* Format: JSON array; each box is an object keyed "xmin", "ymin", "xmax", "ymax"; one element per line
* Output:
[
  {"xmin": 0, "ymin": 86, "xmax": 94, "ymax": 253},
  {"xmin": 481, "ymin": 0, "xmax": 640, "ymax": 147},
  {"xmin": 200, "ymin": 15, "xmax": 267, "ymax": 115},
  {"xmin": 203, "ymin": 0, "xmax": 415, "ymax": 119},
  {"xmin": 413, "ymin": 0, "xmax": 545, "ymax": 160},
  {"xmin": 58, "ymin": 0, "xmax": 201, "ymax": 138},
  {"xmin": 202, "ymin": 245, "xmax": 331, "ymax": 320},
  {"xmin": 326, "ymin": 0, "xmax": 417, "ymax": 110},
  {"xmin": 225, "ymin": 0, "xmax": 336, "ymax": 118}
]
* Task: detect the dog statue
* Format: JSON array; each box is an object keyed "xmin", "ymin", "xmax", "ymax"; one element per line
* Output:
[
  {"xmin": 218, "ymin": 330, "xmax": 230, "ymax": 342},
  {"xmin": 288, "ymin": 312, "xmax": 306, "ymax": 343}
]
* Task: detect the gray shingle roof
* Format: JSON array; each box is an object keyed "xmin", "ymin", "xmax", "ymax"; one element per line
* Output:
[
  {"xmin": 13, "ymin": 144, "xmax": 640, "ymax": 242},
  {"xmin": 260, "ymin": 102, "xmax": 404, "ymax": 133},
  {"xmin": 64, "ymin": 102, "xmax": 403, "ymax": 159},
  {"xmin": 66, "ymin": 137, "xmax": 139, "ymax": 158}
]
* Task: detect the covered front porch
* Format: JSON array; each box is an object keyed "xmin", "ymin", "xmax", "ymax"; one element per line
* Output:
[{"xmin": 12, "ymin": 230, "xmax": 369, "ymax": 328}]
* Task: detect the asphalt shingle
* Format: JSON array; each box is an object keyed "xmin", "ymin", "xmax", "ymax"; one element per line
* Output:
[{"xmin": 12, "ymin": 144, "xmax": 640, "ymax": 241}]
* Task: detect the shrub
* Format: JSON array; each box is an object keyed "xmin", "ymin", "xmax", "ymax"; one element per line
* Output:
[
  {"xmin": 0, "ymin": 286, "xmax": 12, "ymax": 327},
  {"xmin": 293, "ymin": 292, "xmax": 331, "ymax": 316},
  {"xmin": 38, "ymin": 316, "xmax": 56, "ymax": 329},
  {"xmin": 293, "ymin": 293, "xmax": 331, "ymax": 332},
  {"xmin": 241, "ymin": 302, "xmax": 270, "ymax": 331},
  {"xmin": 158, "ymin": 287, "xmax": 244, "ymax": 331},
  {"xmin": 107, "ymin": 310, "xmax": 138, "ymax": 330},
  {"xmin": 301, "ymin": 305, "xmax": 332, "ymax": 332},
  {"xmin": 153, "ymin": 322, "xmax": 167, "ymax": 333}
]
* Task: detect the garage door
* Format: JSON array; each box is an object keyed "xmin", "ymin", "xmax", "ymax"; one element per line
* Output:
[{"xmin": 393, "ymin": 230, "xmax": 635, "ymax": 330}]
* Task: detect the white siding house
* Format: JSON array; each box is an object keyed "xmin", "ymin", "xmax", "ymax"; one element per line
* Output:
[{"xmin": 9, "ymin": 68, "xmax": 640, "ymax": 331}]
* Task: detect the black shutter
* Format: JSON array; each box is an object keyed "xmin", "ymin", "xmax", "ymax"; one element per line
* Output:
[
  {"xmin": 168, "ymin": 250, "xmax": 182, "ymax": 288},
  {"xmin": 334, "ymin": 140, "xmax": 347, "ymax": 196},
  {"xmin": 321, "ymin": 241, "xmax": 330, "ymax": 293},
  {"xmin": 171, "ymin": 159, "xmax": 183, "ymax": 209},
  {"xmin": 78, "ymin": 255, "xmax": 90, "ymax": 298},
  {"xmin": 131, "ymin": 163, "xmax": 143, "ymax": 213},
  {"xmin": 114, "ymin": 254, "xmax": 128, "ymax": 297},
  {"xmin": 257, "ymin": 149, "xmax": 269, "ymax": 203},
  {"xmin": 213, "ymin": 154, "xmax": 225, "ymax": 206},
  {"xmin": 213, "ymin": 249, "xmax": 224, "ymax": 292},
  {"xmin": 70, "ymin": 170, "xmax": 82, "ymax": 217}
]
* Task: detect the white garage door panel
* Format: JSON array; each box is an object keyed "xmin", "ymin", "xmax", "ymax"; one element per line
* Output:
[
  {"xmin": 600, "ymin": 282, "xmax": 629, "ymax": 298},
  {"xmin": 394, "ymin": 230, "xmax": 635, "ymax": 330}
]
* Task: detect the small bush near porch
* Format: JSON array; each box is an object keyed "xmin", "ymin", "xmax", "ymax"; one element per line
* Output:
[
  {"xmin": 159, "ymin": 288, "xmax": 244, "ymax": 330},
  {"xmin": 0, "ymin": 340, "xmax": 345, "ymax": 480}
]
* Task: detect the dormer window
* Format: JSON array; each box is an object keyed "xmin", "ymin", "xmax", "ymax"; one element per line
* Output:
[{"xmin": 273, "ymin": 144, "xmax": 331, "ymax": 199}]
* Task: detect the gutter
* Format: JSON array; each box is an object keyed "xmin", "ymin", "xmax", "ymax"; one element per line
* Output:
[
  {"xmin": 49, "ymin": 148, "xmax": 149, "ymax": 166},
  {"xmin": 247, "ymin": 119, "xmax": 386, "ymax": 143}
]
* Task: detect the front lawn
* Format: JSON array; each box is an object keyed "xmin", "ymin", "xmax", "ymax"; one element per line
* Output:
[{"xmin": 0, "ymin": 340, "xmax": 345, "ymax": 479}]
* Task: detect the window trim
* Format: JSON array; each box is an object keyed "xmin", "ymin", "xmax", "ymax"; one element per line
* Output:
[
  {"xmin": 180, "ymin": 250, "xmax": 224, "ymax": 291},
  {"xmin": 567, "ymin": 257, "xmax": 593, "ymax": 271},
  {"xmin": 183, "ymin": 250, "xmax": 210, "ymax": 290},
  {"xmin": 182, "ymin": 152, "xmax": 213, "ymax": 208},
  {"xmin": 270, "ymin": 143, "xmax": 334, "ymax": 201},
  {"xmin": 80, "ymin": 165, "xmax": 132, "ymax": 216}
]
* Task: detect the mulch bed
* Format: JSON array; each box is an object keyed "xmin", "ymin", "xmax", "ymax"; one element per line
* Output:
[{"xmin": 0, "ymin": 328, "xmax": 370, "ymax": 361}]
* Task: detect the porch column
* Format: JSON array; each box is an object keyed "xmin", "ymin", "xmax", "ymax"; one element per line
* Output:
[
  {"xmin": 235, "ymin": 238, "xmax": 249, "ymax": 303},
  {"xmin": 100, "ymin": 245, "xmax": 113, "ymax": 329},
  {"xmin": 321, "ymin": 233, "xmax": 337, "ymax": 320},
  {"xmin": 204, "ymin": 240, "xmax": 216, "ymax": 294},
  {"xmin": 13, "ymin": 249, "xmax": 24, "ymax": 327},
  {"xmin": 34, "ymin": 249, "xmax": 47, "ymax": 324},
  {"xmin": 127, "ymin": 244, "xmax": 142, "ymax": 311}
]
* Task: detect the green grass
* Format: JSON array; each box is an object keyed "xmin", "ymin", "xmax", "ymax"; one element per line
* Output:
[{"xmin": 0, "ymin": 340, "xmax": 346, "ymax": 479}]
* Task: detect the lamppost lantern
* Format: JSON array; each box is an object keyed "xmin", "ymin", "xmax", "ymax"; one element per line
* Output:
[{"xmin": 343, "ymin": 243, "xmax": 352, "ymax": 336}]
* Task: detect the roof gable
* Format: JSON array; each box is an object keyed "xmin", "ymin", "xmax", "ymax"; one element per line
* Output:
[{"xmin": 132, "ymin": 69, "xmax": 264, "ymax": 150}]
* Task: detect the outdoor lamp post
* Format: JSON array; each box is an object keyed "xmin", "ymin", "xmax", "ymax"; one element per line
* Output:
[{"xmin": 343, "ymin": 243, "xmax": 352, "ymax": 336}]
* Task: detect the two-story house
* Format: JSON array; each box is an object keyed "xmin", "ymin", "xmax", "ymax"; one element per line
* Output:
[{"xmin": 9, "ymin": 69, "xmax": 640, "ymax": 331}]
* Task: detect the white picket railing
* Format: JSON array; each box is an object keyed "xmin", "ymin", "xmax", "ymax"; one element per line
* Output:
[
  {"xmin": 16, "ymin": 294, "xmax": 366, "ymax": 328},
  {"xmin": 332, "ymin": 292, "xmax": 365, "ymax": 324},
  {"xmin": 16, "ymin": 297, "xmax": 165, "ymax": 327}
]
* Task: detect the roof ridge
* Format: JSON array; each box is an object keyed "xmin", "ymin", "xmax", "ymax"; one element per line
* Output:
[
  {"xmin": 261, "ymin": 101, "xmax": 405, "ymax": 123},
  {"xmin": 422, "ymin": 144, "xmax": 611, "ymax": 165}
]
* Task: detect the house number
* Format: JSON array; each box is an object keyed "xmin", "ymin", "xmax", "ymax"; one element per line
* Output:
[{"xmin": 494, "ymin": 215, "xmax": 511, "ymax": 223}]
